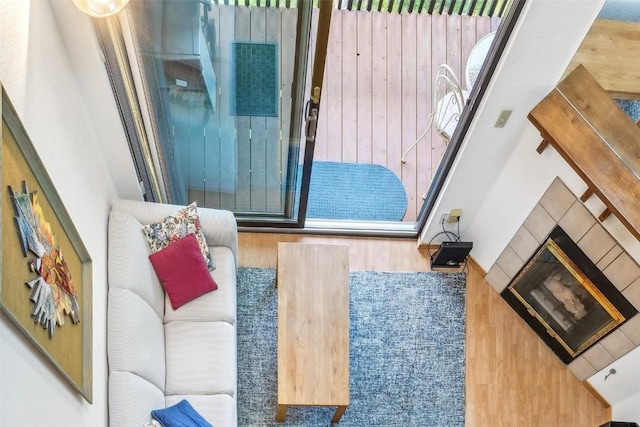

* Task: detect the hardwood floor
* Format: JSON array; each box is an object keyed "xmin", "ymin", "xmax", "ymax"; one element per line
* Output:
[{"xmin": 238, "ymin": 232, "xmax": 610, "ymax": 426}]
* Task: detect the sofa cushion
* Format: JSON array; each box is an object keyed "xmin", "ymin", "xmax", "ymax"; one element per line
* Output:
[
  {"xmin": 109, "ymin": 371, "xmax": 165, "ymax": 427},
  {"xmin": 109, "ymin": 210, "xmax": 166, "ymax": 317},
  {"xmin": 151, "ymin": 399, "xmax": 211, "ymax": 427},
  {"xmin": 166, "ymin": 395, "xmax": 237, "ymax": 427},
  {"xmin": 108, "ymin": 288, "xmax": 166, "ymax": 391},
  {"xmin": 165, "ymin": 321, "xmax": 236, "ymax": 396},
  {"xmin": 149, "ymin": 234, "xmax": 218, "ymax": 310},
  {"xmin": 109, "ymin": 200, "xmax": 238, "ymax": 427},
  {"xmin": 164, "ymin": 246, "xmax": 236, "ymax": 324},
  {"xmin": 141, "ymin": 202, "xmax": 215, "ymax": 271}
]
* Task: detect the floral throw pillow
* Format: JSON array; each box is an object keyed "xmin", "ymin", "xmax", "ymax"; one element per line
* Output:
[{"xmin": 141, "ymin": 202, "xmax": 215, "ymax": 271}]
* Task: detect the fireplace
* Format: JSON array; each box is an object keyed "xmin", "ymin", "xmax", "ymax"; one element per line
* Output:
[{"xmin": 502, "ymin": 226, "xmax": 638, "ymax": 364}]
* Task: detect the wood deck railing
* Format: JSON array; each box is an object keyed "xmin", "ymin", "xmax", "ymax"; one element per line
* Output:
[{"xmin": 211, "ymin": 0, "xmax": 510, "ymax": 16}]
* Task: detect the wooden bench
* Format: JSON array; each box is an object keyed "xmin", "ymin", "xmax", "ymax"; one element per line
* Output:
[{"xmin": 528, "ymin": 64, "xmax": 640, "ymax": 241}]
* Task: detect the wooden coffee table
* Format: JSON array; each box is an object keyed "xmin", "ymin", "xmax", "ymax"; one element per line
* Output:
[{"xmin": 275, "ymin": 242, "xmax": 350, "ymax": 423}]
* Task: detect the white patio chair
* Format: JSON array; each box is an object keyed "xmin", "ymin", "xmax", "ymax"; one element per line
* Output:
[{"xmin": 401, "ymin": 64, "xmax": 468, "ymax": 164}]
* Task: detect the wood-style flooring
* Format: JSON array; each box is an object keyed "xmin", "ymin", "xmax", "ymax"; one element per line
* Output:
[{"xmin": 238, "ymin": 232, "xmax": 611, "ymax": 426}]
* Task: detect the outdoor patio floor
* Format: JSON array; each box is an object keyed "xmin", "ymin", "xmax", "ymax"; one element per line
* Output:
[
  {"xmin": 185, "ymin": 6, "xmax": 500, "ymax": 222},
  {"xmin": 312, "ymin": 9, "xmax": 500, "ymax": 222}
]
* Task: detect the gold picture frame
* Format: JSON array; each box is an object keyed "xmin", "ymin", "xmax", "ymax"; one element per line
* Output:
[{"xmin": 0, "ymin": 84, "xmax": 93, "ymax": 402}]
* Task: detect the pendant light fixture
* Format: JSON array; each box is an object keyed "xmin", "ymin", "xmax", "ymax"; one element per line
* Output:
[{"xmin": 72, "ymin": 0, "xmax": 130, "ymax": 18}]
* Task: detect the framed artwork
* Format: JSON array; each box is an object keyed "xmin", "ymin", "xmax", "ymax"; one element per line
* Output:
[{"xmin": 1, "ymin": 84, "xmax": 93, "ymax": 402}]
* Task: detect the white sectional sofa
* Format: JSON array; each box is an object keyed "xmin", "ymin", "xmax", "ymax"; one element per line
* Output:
[{"xmin": 107, "ymin": 199, "xmax": 238, "ymax": 427}]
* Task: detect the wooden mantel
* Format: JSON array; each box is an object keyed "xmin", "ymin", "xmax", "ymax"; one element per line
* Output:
[{"xmin": 528, "ymin": 64, "xmax": 640, "ymax": 241}]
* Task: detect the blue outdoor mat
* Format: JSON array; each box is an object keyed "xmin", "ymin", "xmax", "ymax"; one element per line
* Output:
[
  {"xmin": 296, "ymin": 161, "xmax": 407, "ymax": 221},
  {"xmin": 231, "ymin": 41, "xmax": 278, "ymax": 117}
]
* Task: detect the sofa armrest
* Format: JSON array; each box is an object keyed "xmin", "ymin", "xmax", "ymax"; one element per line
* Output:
[
  {"xmin": 197, "ymin": 207, "xmax": 238, "ymax": 264},
  {"xmin": 110, "ymin": 199, "xmax": 238, "ymax": 263}
]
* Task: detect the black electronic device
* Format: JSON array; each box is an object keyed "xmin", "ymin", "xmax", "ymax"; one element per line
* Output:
[
  {"xmin": 430, "ymin": 241, "xmax": 473, "ymax": 268},
  {"xmin": 599, "ymin": 422, "xmax": 639, "ymax": 427}
]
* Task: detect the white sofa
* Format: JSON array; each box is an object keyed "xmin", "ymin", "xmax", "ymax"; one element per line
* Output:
[{"xmin": 107, "ymin": 199, "xmax": 238, "ymax": 427}]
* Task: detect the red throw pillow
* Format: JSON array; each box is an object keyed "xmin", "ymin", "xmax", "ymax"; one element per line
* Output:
[{"xmin": 149, "ymin": 233, "xmax": 218, "ymax": 310}]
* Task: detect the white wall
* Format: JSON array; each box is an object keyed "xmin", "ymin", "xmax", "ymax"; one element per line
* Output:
[
  {"xmin": 588, "ymin": 346, "xmax": 640, "ymax": 423},
  {"xmin": 612, "ymin": 393, "xmax": 640, "ymax": 424},
  {"xmin": 419, "ymin": 0, "xmax": 608, "ymax": 266},
  {"xmin": 419, "ymin": 0, "xmax": 640, "ymax": 415},
  {"xmin": 421, "ymin": 0, "xmax": 640, "ymax": 266},
  {"xmin": 0, "ymin": 1, "xmax": 140, "ymax": 425}
]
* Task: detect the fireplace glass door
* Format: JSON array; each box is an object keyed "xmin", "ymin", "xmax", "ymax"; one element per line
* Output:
[{"xmin": 502, "ymin": 226, "xmax": 637, "ymax": 363}]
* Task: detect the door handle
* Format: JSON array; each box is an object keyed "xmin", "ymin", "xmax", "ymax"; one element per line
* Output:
[{"xmin": 304, "ymin": 99, "xmax": 319, "ymax": 143}]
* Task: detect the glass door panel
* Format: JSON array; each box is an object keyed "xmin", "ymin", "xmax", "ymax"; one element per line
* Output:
[{"xmin": 125, "ymin": 0, "xmax": 315, "ymax": 224}]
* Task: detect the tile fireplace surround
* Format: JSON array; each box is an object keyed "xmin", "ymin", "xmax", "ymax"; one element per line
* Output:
[{"xmin": 484, "ymin": 177, "xmax": 640, "ymax": 381}]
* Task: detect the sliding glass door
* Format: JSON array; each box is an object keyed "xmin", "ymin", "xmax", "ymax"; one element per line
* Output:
[{"xmin": 109, "ymin": 0, "xmax": 330, "ymax": 226}]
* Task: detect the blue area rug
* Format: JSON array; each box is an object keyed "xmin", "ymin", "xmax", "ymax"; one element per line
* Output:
[
  {"xmin": 237, "ymin": 267, "xmax": 466, "ymax": 426},
  {"xmin": 616, "ymin": 99, "xmax": 640, "ymax": 122},
  {"xmin": 296, "ymin": 162, "xmax": 407, "ymax": 221}
]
